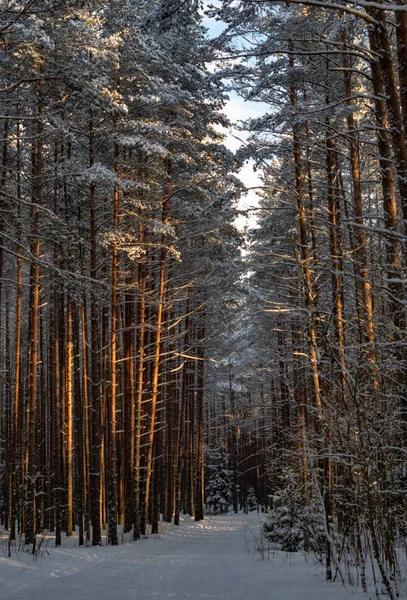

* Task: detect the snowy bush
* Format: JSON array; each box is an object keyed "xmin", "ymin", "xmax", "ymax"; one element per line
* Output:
[
  {"xmin": 299, "ymin": 501, "xmax": 331, "ymax": 560},
  {"xmin": 264, "ymin": 498, "xmax": 338, "ymax": 561},
  {"xmin": 263, "ymin": 505, "xmax": 303, "ymax": 552}
]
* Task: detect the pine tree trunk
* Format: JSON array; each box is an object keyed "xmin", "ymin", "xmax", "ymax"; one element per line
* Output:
[
  {"xmin": 174, "ymin": 291, "xmax": 191, "ymax": 526},
  {"xmin": 66, "ymin": 296, "xmax": 74, "ymax": 537},
  {"xmin": 25, "ymin": 98, "xmax": 43, "ymax": 549},
  {"xmin": 108, "ymin": 143, "xmax": 120, "ymax": 546},
  {"xmin": 123, "ymin": 272, "xmax": 135, "ymax": 533},
  {"xmin": 134, "ymin": 218, "xmax": 146, "ymax": 540},
  {"xmin": 9, "ymin": 121, "xmax": 22, "ymax": 544},
  {"xmin": 89, "ymin": 114, "xmax": 102, "ymax": 546},
  {"xmin": 289, "ymin": 55, "xmax": 322, "ymax": 420},
  {"xmin": 81, "ymin": 300, "xmax": 91, "ymax": 543},
  {"xmin": 143, "ymin": 150, "xmax": 172, "ymax": 530}
]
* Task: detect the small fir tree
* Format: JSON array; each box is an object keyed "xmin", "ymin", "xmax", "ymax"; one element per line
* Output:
[
  {"xmin": 246, "ymin": 487, "xmax": 258, "ymax": 512},
  {"xmin": 205, "ymin": 442, "xmax": 233, "ymax": 513},
  {"xmin": 264, "ymin": 505, "xmax": 303, "ymax": 553}
]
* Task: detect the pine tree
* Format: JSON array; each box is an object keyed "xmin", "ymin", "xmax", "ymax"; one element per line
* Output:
[
  {"xmin": 205, "ymin": 442, "xmax": 233, "ymax": 514},
  {"xmin": 246, "ymin": 487, "xmax": 257, "ymax": 512}
]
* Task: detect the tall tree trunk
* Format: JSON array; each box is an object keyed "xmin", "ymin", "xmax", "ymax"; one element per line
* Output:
[
  {"xmin": 289, "ymin": 55, "xmax": 322, "ymax": 420},
  {"xmin": 89, "ymin": 113, "xmax": 102, "ymax": 546},
  {"xmin": 194, "ymin": 318, "xmax": 205, "ymax": 522},
  {"xmin": 108, "ymin": 143, "xmax": 120, "ymax": 546},
  {"xmin": 81, "ymin": 300, "xmax": 91, "ymax": 543},
  {"xmin": 123, "ymin": 269, "xmax": 135, "ymax": 533},
  {"xmin": 9, "ymin": 121, "xmax": 22, "ymax": 544},
  {"xmin": 143, "ymin": 149, "xmax": 172, "ymax": 529},
  {"xmin": 66, "ymin": 296, "xmax": 74, "ymax": 537},
  {"xmin": 326, "ymin": 124, "xmax": 347, "ymax": 408},
  {"xmin": 25, "ymin": 95, "xmax": 43, "ymax": 549},
  {"xmin": 174, "ymin": 291, "xmax": 191, "ymax": 526},
  {"xmin": 368, "ymin": 9, "xmax": 407, "ymax": 230},
  {"xmin": 73, "ymin": 301, "xmax": 85, "ymax": 546}
]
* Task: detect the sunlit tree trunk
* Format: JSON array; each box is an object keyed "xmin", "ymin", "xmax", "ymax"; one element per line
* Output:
[
  {"xmin": 81, "ymin": 300, "xmax": 91, "ymax": 543},
  {"xmin": 174, "ymin": 290, "xmax": 191, "ymax": 526},
  {"xmin": 89, "ymin": 113, "xmax": 102, "ymax": 546},
  {"xmin": 66, "ymin": 296, "xmax": 74, "ymax": 537},
  {"xmin": 143, "ymin": 149, "xmax": 172, "ymax": 529},
  {"xmin": 194, "ymin": 319, "xmax": 205, "ymax": 522},
  {"xmin": 121, "ymin": 271, "xmax": 134, "ymax": 533},
  {"xmin": 107, "ymin": 142, "xmax": 120, "ymax": 546},
  {"xmin": 134, "ymin": 215, "xmax": 146, "ymax": 540}
]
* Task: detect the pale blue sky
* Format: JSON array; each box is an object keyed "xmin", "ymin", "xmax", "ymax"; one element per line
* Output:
[{"xmin": 201, "ymin": 1, "xmax": 264, "ymax": 229}]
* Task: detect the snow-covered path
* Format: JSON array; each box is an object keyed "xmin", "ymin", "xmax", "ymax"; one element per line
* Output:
[{"xmin": 1, "ymin": 514, "xmax": 367, "ymax": 599}]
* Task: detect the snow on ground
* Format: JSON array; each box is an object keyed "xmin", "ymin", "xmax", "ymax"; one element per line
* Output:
[{"xmin": 0, "ymin": 513, "xmax": 374, "ymax": 599}]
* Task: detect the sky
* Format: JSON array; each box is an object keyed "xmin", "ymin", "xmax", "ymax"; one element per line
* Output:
[{"xmin": 201, "ymin": 3, "xmax": 265, "ymax": 230}]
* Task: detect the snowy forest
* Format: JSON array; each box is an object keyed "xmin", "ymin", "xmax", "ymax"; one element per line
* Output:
[{"xmin": 2, "ymin": 0, "xmax": 407, "ymax": 598}]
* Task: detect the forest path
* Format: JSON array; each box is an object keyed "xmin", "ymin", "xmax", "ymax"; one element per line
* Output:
[{"xmin": 1, "ymin": 513, "xmax": 366, "ymax": 600}]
